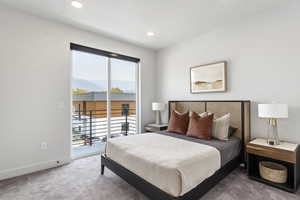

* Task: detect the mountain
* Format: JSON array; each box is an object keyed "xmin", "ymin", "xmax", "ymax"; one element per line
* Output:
[
  {"xmin": 72, "ymin": 78, "xmax": 105, "ymax": 91},
  {"xmin": 72, "ymin": 78, "xmax": 135, "ymax": 93}
]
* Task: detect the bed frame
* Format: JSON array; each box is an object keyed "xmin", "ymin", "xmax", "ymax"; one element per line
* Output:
[{"xmin": 101, "ymin": 100, "xmax": 251, "ymax": 200}]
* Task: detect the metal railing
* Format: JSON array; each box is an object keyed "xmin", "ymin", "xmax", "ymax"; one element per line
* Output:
[{"xmin": 72, "ymin": 108, "xmax": 136, "ymax": 147}]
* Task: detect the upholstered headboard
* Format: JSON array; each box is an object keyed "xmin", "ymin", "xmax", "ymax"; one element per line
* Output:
[{"xmin": 168, "ymin": 100, "xmax": 251, "ymax": 160}]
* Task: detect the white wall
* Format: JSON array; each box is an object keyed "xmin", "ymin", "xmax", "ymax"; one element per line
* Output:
[
  {"xmin": 157, "ymin": 4, "xmax": 300, "ymax": 143},
  {"xmin": 0, "ymin": 5, "xmax": 156, "ymax": 180}
]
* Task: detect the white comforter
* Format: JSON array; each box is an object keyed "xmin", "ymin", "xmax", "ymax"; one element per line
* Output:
[{"xmin": 106, "ymin": 133, "xmax": 221, "ymax": 197}]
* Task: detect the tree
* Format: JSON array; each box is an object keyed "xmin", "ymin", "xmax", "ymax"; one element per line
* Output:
[
  {"xmin": 72, "ymin": 88, "xmax": 88, "ymax": 94},
  {"xmin": 111, "ymin": 88, "xmax": 124, "ymax": 93}
]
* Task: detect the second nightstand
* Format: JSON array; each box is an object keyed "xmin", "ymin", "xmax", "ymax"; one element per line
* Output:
[
  {"xmin": 144, "ymin": 123, "xmax": 168, "ymax": 132},
  {"xmin": 247, "ymin": 138, "xmax": 300, "ymax": 193}
]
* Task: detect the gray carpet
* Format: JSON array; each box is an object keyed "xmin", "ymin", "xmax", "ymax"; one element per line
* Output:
[{"xmin": 0, "ymin": 156, "xmax": 299, "ymax": 200}]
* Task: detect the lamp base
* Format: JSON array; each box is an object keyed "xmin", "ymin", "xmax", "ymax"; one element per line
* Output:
[
  {"xmin": 267, "ymin": 119, "xmax": 280, "ymax": 145},
  {"xmin": 155, "ymin": 111, "xmax": 162, "ymax": 125}
]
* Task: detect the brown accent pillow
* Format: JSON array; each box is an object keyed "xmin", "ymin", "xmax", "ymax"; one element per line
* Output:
[
  {"xmin": 186, "ymin": 112, "xmax": 214, "ymax": 140},
  {"xmin": 167, "ymin": 110, "xmax": 189, "ymax": 135}
]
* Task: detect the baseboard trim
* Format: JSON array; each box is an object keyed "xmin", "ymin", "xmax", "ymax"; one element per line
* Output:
[{"xmin": 0, "ymin": 158, "xmax": 71, "ymax": 181}]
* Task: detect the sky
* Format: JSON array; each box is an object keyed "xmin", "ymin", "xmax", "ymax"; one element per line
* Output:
[{"xmin": 72, "ymin": 50, "xmax": 136, "ymax": 81}]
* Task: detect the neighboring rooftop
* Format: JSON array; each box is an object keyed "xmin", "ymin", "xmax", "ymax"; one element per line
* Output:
[{"xmin": 73, "ymin": 92, "xmax": 136, "ymax": 102}]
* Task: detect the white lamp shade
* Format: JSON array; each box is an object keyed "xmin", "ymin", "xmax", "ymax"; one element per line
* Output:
[
  {"xmin": 258, "ymin": 104, "xmax": 288, "ymax": 118},
  {"xmin": 152, "ymin": 102, "xmax": 165, "ymax": 111}
]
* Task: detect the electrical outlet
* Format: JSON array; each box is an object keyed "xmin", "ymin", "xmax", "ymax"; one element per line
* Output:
[{"xmin": 41, "ymin": 142, "xmax": 48, "ymax": 150}]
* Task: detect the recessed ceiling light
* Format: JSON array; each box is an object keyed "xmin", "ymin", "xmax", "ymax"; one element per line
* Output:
[
  {"xmin": 71, "ymin": 1, "xmax": 83, "ymax": 8},
  {"xmin": 147, "ymin": 32, "xmax": 155, "ymax": 37}
]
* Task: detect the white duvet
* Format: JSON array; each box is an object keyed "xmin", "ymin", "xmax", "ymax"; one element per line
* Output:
[{"xmin": 106, "ymin": 133, "xmax": 221, "ymax": 197}]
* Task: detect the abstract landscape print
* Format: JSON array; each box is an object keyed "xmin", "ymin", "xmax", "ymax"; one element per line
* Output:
[{"xmin": 190, "ymin": 61, "xmax": 227, "ymax": 93}]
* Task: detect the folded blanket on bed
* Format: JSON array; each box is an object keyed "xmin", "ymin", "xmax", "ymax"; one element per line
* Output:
[{"xmin": 106, "ymin": 133, "xmax": 221, "ymax": 197}]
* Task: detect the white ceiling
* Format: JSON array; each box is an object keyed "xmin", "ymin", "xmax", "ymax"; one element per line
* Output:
[{"xmin": 0, "ymin": 0, "xmax": 294, "ymax": 49}]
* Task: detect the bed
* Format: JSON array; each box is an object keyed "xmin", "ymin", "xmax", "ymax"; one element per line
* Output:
[{"xmin": 101, "ymin": 100, "xmax": 251, "ymax": 200}]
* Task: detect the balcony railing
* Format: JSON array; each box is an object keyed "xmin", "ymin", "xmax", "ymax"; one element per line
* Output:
[{"xmin": 72, "ymin": 108, "xmax": 136, "ymax": 147}]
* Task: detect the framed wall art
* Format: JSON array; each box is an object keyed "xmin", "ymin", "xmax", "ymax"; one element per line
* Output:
[{"xmin": 190, "ymin": 61, "xmax": 227, "ymax": 93}]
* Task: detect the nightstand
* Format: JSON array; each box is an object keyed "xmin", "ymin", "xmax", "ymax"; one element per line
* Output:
[
  {"xmin": 144, "ymin": 123, "xmax": 168, "ymax": 132},
  {"xmin": 246, "ymin": 138, "xmax": 300, "ymax": 193}
]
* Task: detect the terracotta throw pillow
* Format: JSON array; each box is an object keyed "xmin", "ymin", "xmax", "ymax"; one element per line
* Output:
[
  {"xmin": 167, "ymin": 110, "xmax": 189, "ymax": 135},
  {"xmin": 186, "ymin": 112, "xmax": 214, "ymax": 140}
]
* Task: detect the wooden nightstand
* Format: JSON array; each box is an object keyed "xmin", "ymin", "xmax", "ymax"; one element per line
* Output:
[
  {"xmin": 144, "ymin": 123, "xmax": 168, "ymax": 132},
  {"xmin": 247, "ymin": 138, "xmax": 300, "ymax": 193}
]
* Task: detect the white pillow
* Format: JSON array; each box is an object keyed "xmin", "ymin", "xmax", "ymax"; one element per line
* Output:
[
  {"xmin": 189, "ymin": 111, "xmax": 212, "ymax": 117},
  {"xmin": 212, "ymin": 113, "xmax": 231, "ymax": 140}
]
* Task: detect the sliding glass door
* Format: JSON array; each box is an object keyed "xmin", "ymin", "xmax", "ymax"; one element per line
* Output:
[
  {"xmin": 110, "ymin": 58, "xmax": 138, "ymax": 137},
  {"xmin": 71, "ymin": 44, "xmax": 139, "ymax": 159}
]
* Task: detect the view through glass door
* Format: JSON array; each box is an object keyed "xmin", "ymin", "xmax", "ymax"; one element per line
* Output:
[
  {"xmin": 110, "ymin": 58, "xmax": 138, "ymax": 138},
  {"xmin": 71, "ymin": 47, "xmax": 139, "ymax": 159}
]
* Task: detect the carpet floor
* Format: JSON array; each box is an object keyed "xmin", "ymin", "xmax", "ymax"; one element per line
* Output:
[{"xmin": 0, "ymin": 155, "xmax": 299, "ymax": 200}]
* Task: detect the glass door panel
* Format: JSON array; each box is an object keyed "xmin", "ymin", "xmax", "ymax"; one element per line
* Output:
[
  {"xmin": 110, "ymin": 58, "xmax": 138, "ymax": 137},
  {"xmin": 71, "ymin": 51, "xmax": 108, "ymax": 158}
]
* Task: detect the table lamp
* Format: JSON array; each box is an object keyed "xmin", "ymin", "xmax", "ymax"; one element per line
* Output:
[
  {"xmin": 152, "ymin": 102, "xmax": 165, "ymax": 125},
  {"xmin": 258, "ymin": 103, "xmax": 288, "ymax": 145}
]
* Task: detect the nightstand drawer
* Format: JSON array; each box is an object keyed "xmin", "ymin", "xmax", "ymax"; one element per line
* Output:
[{"xmin": 247, "ymin": 144, "xmax": 296, "ymax": 163}]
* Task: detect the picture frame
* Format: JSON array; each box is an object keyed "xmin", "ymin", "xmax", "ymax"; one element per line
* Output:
[{"xmin": 190, "ymin": 61, "xmax": 227, "ymax": 93}]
